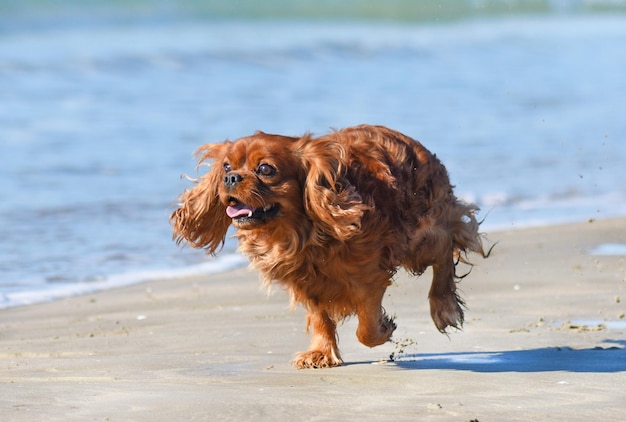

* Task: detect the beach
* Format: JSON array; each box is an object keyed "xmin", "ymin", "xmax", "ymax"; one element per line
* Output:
[
  {"xmin": 2, "ymin": 3, "xmax": 626, "ymax": 420},
  {"xmin": 2, "ymin": 217, "xmax": 625, "ymax": 421}
]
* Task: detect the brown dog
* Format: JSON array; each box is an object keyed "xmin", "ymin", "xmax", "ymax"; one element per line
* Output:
[{"xmin": 171, "ymin": 125, "xmax": 488, "ymax": 368}]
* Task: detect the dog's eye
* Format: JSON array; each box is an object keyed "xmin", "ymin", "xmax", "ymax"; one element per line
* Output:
[
  {"xmin": 256, "ymin": 163, "xmax": 276, "ymax": 177},
  {"xmin": 223, "ymin": 163, "xmax": 231, "ymax": 172}
]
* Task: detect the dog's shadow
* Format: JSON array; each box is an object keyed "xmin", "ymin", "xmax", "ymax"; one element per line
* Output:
[{"xmin": 387, "ymin": 339, "xmax": 626, "ymax": 373}]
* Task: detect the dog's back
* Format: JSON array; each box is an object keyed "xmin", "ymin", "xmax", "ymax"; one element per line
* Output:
[{"xmin": 327, "ymin": 125, "xmax": 487, "ymax": 332}]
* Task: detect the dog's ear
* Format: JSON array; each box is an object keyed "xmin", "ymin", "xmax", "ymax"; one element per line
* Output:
[
  {"xmin": 170, "ymin": 143, "xmax": 231, "ymax": 255},
  {"xmin": 295, "ymin": 135, "xmax": 369, "ymax": 241}
]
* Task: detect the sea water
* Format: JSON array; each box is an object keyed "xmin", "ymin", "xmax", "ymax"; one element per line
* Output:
[{"xmin": 1, "ymin": 4, "xmax": 625, "ymax": 308}]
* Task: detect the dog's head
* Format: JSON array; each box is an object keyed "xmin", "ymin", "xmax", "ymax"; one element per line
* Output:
[{"xmin": 171, "ymin": 131, "xmax": 369, "ymax": 254}]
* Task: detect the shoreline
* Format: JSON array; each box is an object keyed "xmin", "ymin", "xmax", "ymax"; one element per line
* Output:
[
  {"xmin": 4, "ymin": 212, "xmax": 625, "ymax": 312},
  {"xmin": 2, "ymin": 217, "xmax": 625, "ymax": 420}
]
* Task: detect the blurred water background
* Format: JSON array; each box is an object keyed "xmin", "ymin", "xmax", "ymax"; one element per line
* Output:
[{"xmin": 1, "ymin": 0, "xmax": 625, "ymax": 307}]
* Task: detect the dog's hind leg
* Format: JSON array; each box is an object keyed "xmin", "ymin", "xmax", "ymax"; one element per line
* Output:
[
  {"xmin": 427, "ymin": 236, "xmax": 465, "ymax": 332},
  {"xmin": 428, "ymin": 200, "xmax": 488, "ymax": 332},
  {"xmin": 406, "ymin": 222, "xmax": 465, "ymax": 332},
  {"xmin": 292, "ymin": 310, "xmax": 342, "ymax": 369}
]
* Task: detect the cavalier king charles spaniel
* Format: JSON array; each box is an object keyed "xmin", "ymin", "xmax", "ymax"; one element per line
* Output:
[{"xmin": 171, "ymin": 125, "xmax": 489, "ymax": 369}]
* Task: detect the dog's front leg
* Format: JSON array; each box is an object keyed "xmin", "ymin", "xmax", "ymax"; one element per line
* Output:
[
  {"xmin": 292, "ymin": 310, "xmax": 342, "ymax": 369},
  {"xmin": 355, "ymin": 285, "xmax": 396, "ymax": 347}
]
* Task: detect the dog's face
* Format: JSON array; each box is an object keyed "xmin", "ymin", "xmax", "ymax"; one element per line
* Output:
[
  {"xmin": 171, "ymin": 131, "xmax": 369, "ymax": 255},
  {"xmin": 213, "ymin": 133, "xmax": 304, "ymax": 230}
]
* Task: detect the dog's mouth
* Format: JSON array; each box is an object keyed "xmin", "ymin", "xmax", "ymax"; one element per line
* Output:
[{"xmin": 226, "ymin": 198, "xmax": 280, "ymax": 224}]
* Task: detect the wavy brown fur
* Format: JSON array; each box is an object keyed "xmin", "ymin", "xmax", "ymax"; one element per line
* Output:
[{"xmin": 171, "ymin": 125, "xmax": 489, "ymax": 368}]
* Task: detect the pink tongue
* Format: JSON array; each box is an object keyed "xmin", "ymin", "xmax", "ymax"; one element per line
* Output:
[{"xmin": 226, "ymin": 203, "xmax": 255, "ymax": 218}]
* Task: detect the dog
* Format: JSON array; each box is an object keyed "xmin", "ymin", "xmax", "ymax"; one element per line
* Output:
[{"xmin": 171, "ymin": 125, "xmax": 489, "ymax": 368}]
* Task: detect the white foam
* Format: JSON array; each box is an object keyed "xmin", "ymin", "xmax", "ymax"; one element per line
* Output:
[
  {"xmin": 0, "ymin": 253, "xmax": 247, "ymax": 310},
  {"xmin": 468, "ymin": 190, "xmax": 626, "ymax": 233}
]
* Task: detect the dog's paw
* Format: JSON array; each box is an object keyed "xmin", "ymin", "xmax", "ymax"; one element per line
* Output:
[
  {"xmin": 429, "ymin": 294, "xmax": 465, "ymax": 333},
  {"xmin": 356, "ymin": 313, "xmax": 397, "ymax": 347},
  {"xmin": 382, "ymin": 313, "xmax": 398, "ymax": 337},
  {"xmin": 292, "ymin": 350, "xmax": 342, "ymax": 369},
  {"xmin": 376, "ymin": 313, "xmax": 397, "ymax": 345}
]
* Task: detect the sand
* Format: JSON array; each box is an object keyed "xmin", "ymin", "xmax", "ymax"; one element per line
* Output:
[{"xmin": 2, "ymin": 218, "xmax": 625, "ymax": 421}]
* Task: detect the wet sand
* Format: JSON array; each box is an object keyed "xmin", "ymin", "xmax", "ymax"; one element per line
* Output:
[{"xmin": 2, "ymin": 218, "xmax": 625, "ymax": 421}]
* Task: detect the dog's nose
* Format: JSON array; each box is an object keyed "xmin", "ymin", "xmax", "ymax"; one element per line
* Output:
[{"xmin": 223, "ymin": 173, "xmax": 243, "ymax": 189}]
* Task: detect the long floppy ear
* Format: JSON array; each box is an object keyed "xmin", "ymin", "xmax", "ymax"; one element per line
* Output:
[
  {"xmin": 170, "ymin": 143, "xmax": 231, "ymax": 255},
  {"xmin": 296, "ymin": 135, "xmax": 370, "ymax": 241}
]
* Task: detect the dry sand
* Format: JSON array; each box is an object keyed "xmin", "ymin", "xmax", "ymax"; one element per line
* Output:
[{"xmin": 2, "ymin": 218, "xmax": 625, "ymax": 421}]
